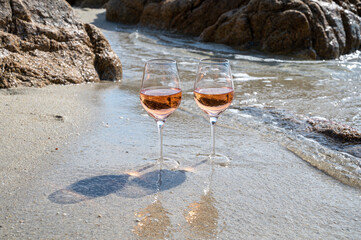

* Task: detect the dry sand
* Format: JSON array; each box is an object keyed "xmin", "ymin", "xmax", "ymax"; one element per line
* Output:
[{"xmin": 0, "ymin": 8, "xmax": 360, "ymax": 240}]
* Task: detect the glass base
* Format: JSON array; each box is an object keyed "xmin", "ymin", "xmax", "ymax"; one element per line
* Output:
[
  {"xmin": 196, "ymin": 153, "xmax": 230, "ymax": 167},
  {"xmin": 158, "ymin": 157, "xmax": 180, "ymax": 170},
  {"xmin": 144, "ymin": 157, "xmax": 180, "ymax": 170},
  {"xmin": 209, "ymin": 153, "xmax": 230, "ymax": 166}
]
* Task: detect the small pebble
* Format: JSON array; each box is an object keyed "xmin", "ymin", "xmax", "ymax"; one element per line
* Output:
[
  {"xmin": 151, "ymin": 218, "xmax": 159, "ymax": 222},
  {"xmin": 97, "ymin": 214, "xmax": 102, "ymax": 218},
  {"xmin": 62, "ymin": 213, "xmax": 67, "ymax": 216}
]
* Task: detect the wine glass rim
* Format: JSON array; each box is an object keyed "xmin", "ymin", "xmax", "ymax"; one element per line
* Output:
[
  {"xmin": 199, "ymin": 58, "xmax": 229, "ymax": 64},
  {"xmin": 146, "ymin": 58, "xmax": 177, "ymax": 64}
]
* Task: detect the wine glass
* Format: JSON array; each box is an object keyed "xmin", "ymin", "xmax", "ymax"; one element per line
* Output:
[
  {"xmin": 140, "ymin": 59, "xmax": 182, "ymax": 169},
  {"xmin": 194, "ymin": 58, "xmax": 234, "ymax": 165}
]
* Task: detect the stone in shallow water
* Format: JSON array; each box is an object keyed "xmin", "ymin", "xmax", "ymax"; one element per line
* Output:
[
  {"xmin": 235, "ymin": 106, "xmax": 361, "ymax": 158},
  {"xmin": 307, "ymin": 118, "xmax": 361, "ymax": 143}
]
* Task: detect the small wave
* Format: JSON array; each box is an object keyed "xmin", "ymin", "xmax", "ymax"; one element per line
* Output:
[
  {"xmin": 338, "ymin": 50, "xmax": 361, "ymax": 62},
  {"xmin": 227, "ymin": 106, "xmax": 361, "ymax": 188},
  {"xmin": 286, "ymin": 138, "xmax": 361, "ymax": 189},
  {"xmin": 232, "ymin": 72, "xmax": 278, "ymax": 82}
]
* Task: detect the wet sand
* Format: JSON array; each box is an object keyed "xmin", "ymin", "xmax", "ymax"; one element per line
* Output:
[
  {"xmin": 0, "ymin": 8, "xmax": 360, "ymax": 240},
  {"xmin": 0, "ymin": 84, "xmax": 98, "ymax": 192}
]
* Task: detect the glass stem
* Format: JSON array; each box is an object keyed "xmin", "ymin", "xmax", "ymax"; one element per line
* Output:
[
  {"xmin": 157, "ymin": 120, "xmax": 165, "ymax": 163},
  {"xmin": 209, "ymin": 116, "xmax": 218, "ymax": 158}
]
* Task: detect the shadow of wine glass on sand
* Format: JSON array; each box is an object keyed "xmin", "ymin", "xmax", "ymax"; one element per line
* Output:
[
  {"xmin": 117, "ymin": 168, "xmax": 187, "ymax": 198},
  {"xmin": 48, "ymin": 174, "xmax": 130, "ymax": 204},
  {"xmin": 48, "ymin": 165, "xmax": 187, "ymax": 204}
]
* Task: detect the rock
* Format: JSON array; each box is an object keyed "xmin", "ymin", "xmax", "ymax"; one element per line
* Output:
[
  {"xmin": 307, "ymin": 118, "xmax": 361, "ymax": 143},
  {"xmin": 106, "ymin": 0, "xmax": 147, "ymax": 24},
  {"xmin": 106, "ymin": 0, "xmax": 361, "ymax": 59},
  {"xmin": 84, "ymin": 23, "xmax": 122, "ymax": 80},
  {"xmin": 0, "ymin": 0, "xmax": 121, "ymax": 88},
  {"xmin": 106, "ymin": 0, "xmax": 243, "ymax": 35},
  {"xmin": 203, "ymin": 0, "xmax": 361, "ymax": 59},
  {"xmin": 139, "ymin": 0, "xmax": 244, "ymax": 36}
]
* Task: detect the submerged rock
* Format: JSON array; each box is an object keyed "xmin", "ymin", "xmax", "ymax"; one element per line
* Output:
[
  {"xmin": 307, "ymin": 118, "xmax": 361, "ymax": 143},
  {"xmin": 106, "ymin": 0, "xmax": 361, "ymax": 59},
  {"xmin": 0, "ymin": 0, "xmax": 121, "ymax": 88},
  {"xmin": 234, "ymin": 106, "xmax": 361, "ymax": 157}
]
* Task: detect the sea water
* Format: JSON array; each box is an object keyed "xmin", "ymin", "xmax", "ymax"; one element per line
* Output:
[{"xmin": 96, "ymin": 19, "xmax": 361, "ymax": 187}]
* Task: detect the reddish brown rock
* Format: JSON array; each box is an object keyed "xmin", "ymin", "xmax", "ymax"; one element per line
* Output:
[
  {"xmin": 307, "ymin": 118, "xmax": 361, "ymax": 143},
  {"xmin": 106, "ymin": 0, "xmax": 246, "ymax": 34},
  {"xmin": 0, "ymin": 0, "xmax": 122, "ymax": 88},
  {"xmin": 106, "ymin": 0, "xmax": 361, "ymax": 59},
  {"xmin": 202, "ymin": 0, "xmax": 361, "ymax": 59},
  {"xmin": 106, "ymin": 0, "xmax": 147, "ymax": 24},
  {"xmin": 139, "ymin": 0, "xmax": 246, "ymax": 35}
]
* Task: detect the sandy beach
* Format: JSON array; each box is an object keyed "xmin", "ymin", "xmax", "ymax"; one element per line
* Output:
[{"xmin": 0, "ymin": 8, "xmax": 360, "ymax": 239}]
